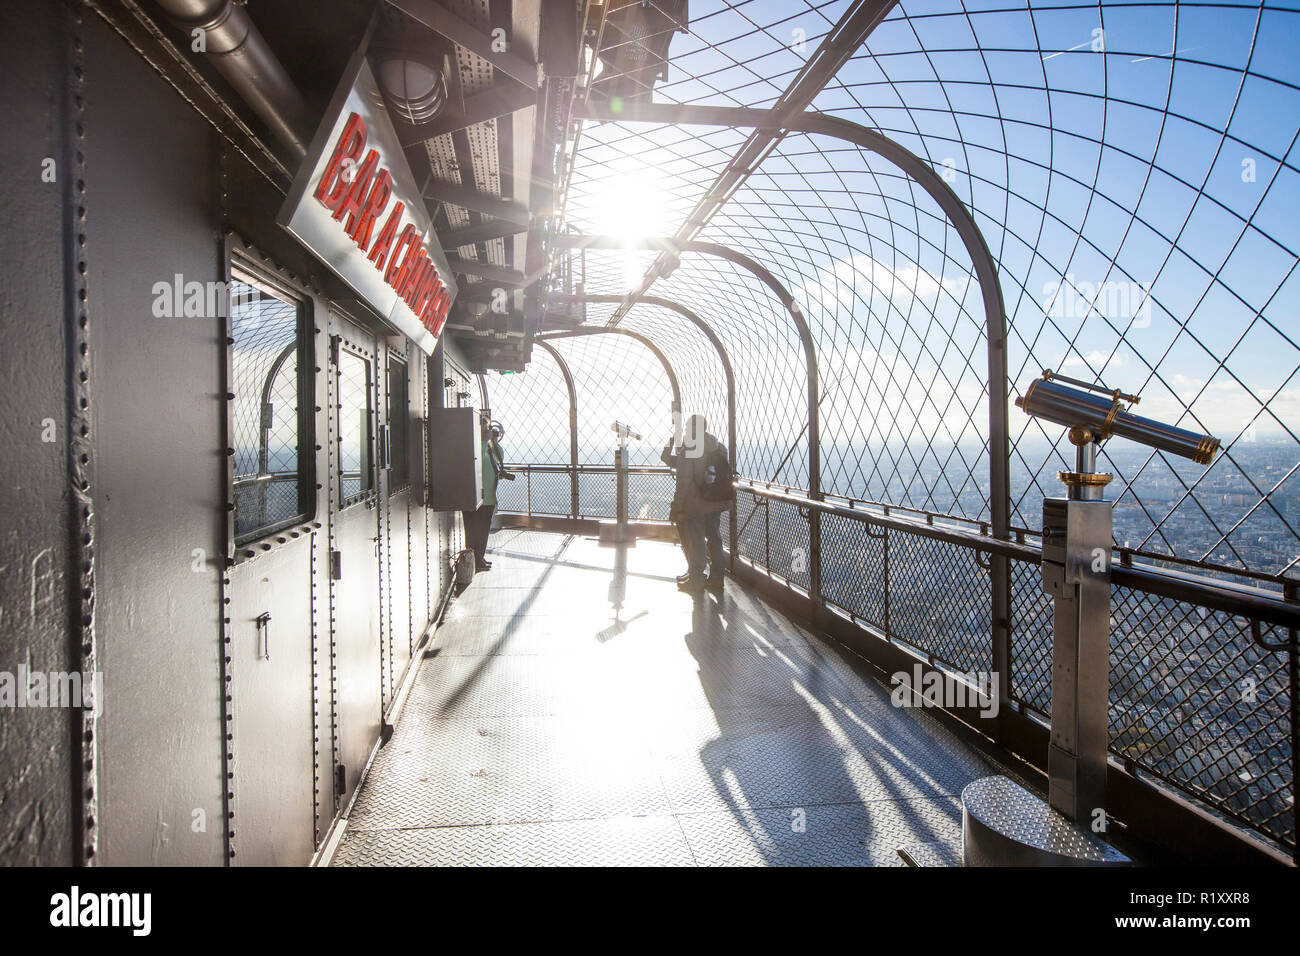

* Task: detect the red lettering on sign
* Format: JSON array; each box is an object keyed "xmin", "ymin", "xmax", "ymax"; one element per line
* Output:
[
  {"xmin": 367, "ymin": 201, "xmax": 405, "ymax": 271},
  {"xmin": 314, "ymin": 112, "xmax": 366, "ymax": 212},
  {"xmin": 391, "ymin": 238, "xmax": 423, "ymax": 294},
  {"xmin": 427, "ymin": 289, "xmax": 452, "ymax": 336},
  {"xmin": 412, "ymin": 268, "xmax": 440, "ymax": 316},
  {"xmin": 349, "ymin": 168, "xmax": 391, "ymax": 251},
  {"xmin": 334, "ymin": 148, "xmax": 379, "ymax": 229},
  {"xmin": 307, "ymin": 110, "xmax": 454, "ymax": 339},
  {"xmin": 404, "ymin": 259, "xmax": 429, "ymax": 309},
  {"xmin": 402, "ymin": 252, "xmax": 431, "ymax": 306},
  {"xmin": 384, "ymin": 226, "xmax": 416, "ymax": 285}
]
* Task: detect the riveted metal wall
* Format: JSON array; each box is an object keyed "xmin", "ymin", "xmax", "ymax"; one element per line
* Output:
[
  {"xmin": 0, "ymin": 0, "xmax": 81, "ymax": 867},
  {"xmin": 0, "ymin": 0, "xmax": 476, "ymax": 865},
  {"xmin": 82, "ymin": 8, "xmax": 228, "ymax": 866}
]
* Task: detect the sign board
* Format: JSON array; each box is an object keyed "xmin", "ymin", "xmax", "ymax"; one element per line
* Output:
[{"xmin": 279, "ymin": 55, "xmax": 458, "ymax": 355}]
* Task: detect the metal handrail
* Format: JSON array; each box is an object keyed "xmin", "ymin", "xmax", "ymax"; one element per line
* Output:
[
  {"xmin": 500, "ymin": 463, "xmax": 1300, "ymax": 625},
  {"xmin": 739, "ymin": 481, "xmax": 1299, "ymax": 630},
  {"xmin": 503, "ymin": 462, "xmax": 671, "ymax": 474}
]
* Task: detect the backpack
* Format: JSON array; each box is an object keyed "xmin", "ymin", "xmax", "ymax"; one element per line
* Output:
[{"xmin": 699, "ymin": 444, "xmax": 736, "ymax": 502}]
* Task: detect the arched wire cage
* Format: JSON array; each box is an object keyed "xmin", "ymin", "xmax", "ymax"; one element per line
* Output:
[{"xmin": 492, "ymin": 0, "xmax": 1299, "ymax": 857}]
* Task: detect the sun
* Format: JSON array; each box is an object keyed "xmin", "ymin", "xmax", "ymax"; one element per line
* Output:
[
  {"xmin": 586, "ymin": 165, "xmax": 676, "ymax": 241},
  {"xmin": 582, "ymin": 165, "xmax": 676, "ymax": 290}
]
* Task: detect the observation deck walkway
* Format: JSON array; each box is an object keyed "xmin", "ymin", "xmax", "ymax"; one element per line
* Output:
[{"xmin": 331, "ymin": 529, "xmax": 1005, "ymax": 866}]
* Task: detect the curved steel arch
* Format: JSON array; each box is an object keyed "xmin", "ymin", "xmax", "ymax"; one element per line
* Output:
[
  {"xmin": 556, "ymin": 292, "xmax": 742, "ymax": 562},
  {"xmin": 257, "ymin": 338, "xmax": 297, "ymax": 477},
  {"xmin": 556, "ymin": 109, "xmax": 1010, "ymax": 643},
  {"xmin": 553, "ymin": 293, "xmax": 736, "ymax": 472},
  {"xmin": 551, "ymin": 234, "xmax": 819, "ymax": 499},
  {"xmin": 571, "ymin": 101, "xmax": 1010, "ymax": 542},
  {"xmin": 533, "ymin": 339, "xmax": 580, "ymax": 518},
  {"xmin": 538, "ymin": 326, "xmax": 682, "ymax": 416}
]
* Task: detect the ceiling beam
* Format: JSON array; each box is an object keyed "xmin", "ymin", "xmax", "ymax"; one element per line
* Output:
[
  {"xmin": 444, "ymin": 257, "xmax": 528, "ymax": 285},
  {"xmin": 400, "ymin": 82, "xmax": 537, "ymax": 145},
  {"xmin": 574, "ymin": 101, "xmax": 778, "ymax": 127},
  {"xmin": 441, "ymin": 219, "xmax": 531, "ymax": 249},
  {"xmin": 424, "ymin": 180, "xmax": 532, "ymax": 225},
  {"xmin": 386, "ymin": 0, "xmax": 540, "ymax": 90}
]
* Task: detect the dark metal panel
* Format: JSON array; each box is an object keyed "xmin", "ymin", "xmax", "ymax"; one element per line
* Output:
[
  {"xmin": 408, "ymin": 354, "xmax": 431, "ymax": 645},
  {"xmin": 82, "ymin": 9, "xmax": 226, "ymax": 866},
  {"xmin": 0, "ymin": 0, "xmax": 80, "ymax": 867},
  {"xmin": 382, "ymin": 344, "xmax": 414, "ymax": 702},
  {"xmin": 386, "ymin": 488, "xmax": 413, "ymax": 703}
]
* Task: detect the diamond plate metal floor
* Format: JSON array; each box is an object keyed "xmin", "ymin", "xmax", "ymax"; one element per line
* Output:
[{"xmin": 331, "ymin": 529, "xmax": 994, "ymax": 866}]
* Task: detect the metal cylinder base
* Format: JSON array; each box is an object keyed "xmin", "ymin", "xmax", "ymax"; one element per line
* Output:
[{"xmin": 962, "ymin": 775, "xmax": 1130, "ymax": 866}]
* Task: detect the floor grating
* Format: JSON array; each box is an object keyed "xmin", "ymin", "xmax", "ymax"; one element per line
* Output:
[{"xmin": 332, "ymin": 530, "xmax": 991, "ymax": 866}]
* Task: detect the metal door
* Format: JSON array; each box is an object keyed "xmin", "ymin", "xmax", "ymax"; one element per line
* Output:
[
  {"xmin": 225, "ymin": 267, "xmax": 318, "ymax": 866},
  {"xmin": 328, "ymin": 312, "xmax": 382, "ymax": 808}
]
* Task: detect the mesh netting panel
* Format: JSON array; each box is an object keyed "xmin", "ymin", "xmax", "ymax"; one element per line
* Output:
[
  {"xmin": 815, "ymin": 1, "xmax": 1300, "ymax": 580},
  {"xmin": 559, "ymin": 1, "xmax": 1300, "ymax": 583},
  {"xmin": 485, "ymin": 346, "xmax": 573, "ymax": 464},
  {"xmin": 541, "ymin": 332, "xmax": 676, "ymax": 466}
]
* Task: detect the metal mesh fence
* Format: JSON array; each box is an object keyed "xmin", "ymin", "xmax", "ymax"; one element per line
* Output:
[
  {"xmin": 490, "ymin": 0, "xmax": 1300, "ymax": 855},
  {"xmin": 485, "ymin": 346, "xmax": 573, "ymax": 465},
  {"xmin": 539, "ymin": 332, "xmax": 677, "ymax": 467},
  {"xmin": 1107, "ymin": 587, "xmax": 1294, "ymax": 848},
  {"xmin": 556, "ymin": 0, "xmax": 1300, "ymax": 587},
  {"xmin": 818, "ymin": 1, "xmax": 1300, "ymax": 583}
]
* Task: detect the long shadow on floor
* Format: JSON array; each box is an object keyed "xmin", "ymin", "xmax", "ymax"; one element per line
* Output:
[{"xmin": 681, "ymin": 586, "xmax": 973, "ymax": 865}]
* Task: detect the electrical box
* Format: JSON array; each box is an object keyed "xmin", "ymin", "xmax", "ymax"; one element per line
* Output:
[{"xmin": 427, "ymin": 407, "xmax": 482, "ymax": 512}]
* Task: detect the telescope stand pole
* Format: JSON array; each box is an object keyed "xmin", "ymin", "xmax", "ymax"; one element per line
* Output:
[
  {"xmin": 615, "ymin": 441, "xmax": 627, "ymax": 531},
  {"xmin": 599, "ymin": 432, "xmax": 636, "ymax": 547},
  {"xmin": 1043, "ymin": 434, "xmax": 1114, "ymax": 826}
]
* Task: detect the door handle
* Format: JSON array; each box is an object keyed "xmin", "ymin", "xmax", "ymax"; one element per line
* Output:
[{"xmin": 256, "ymin": 612, "xmax": 271, "ymax": 660}]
